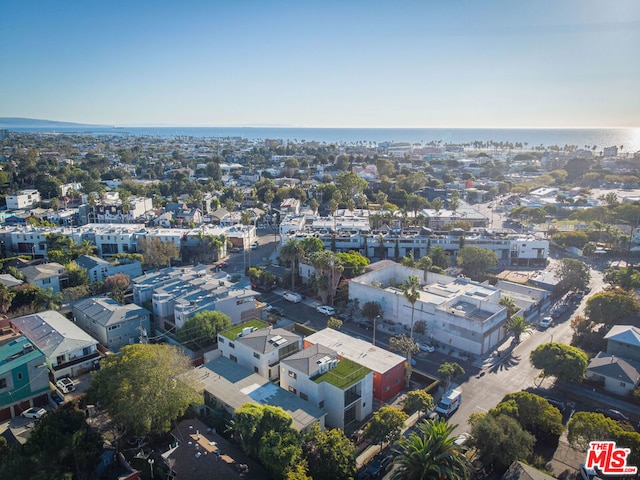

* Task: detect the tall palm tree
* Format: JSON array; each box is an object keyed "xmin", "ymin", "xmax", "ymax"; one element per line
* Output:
[
  {"xmin": 498, "ymin": 297, "xmax": 518, "ymax": 321},
  {"xmin": 403, "ymin": 275, "xmax": 421, "ymax": 340},
  {"xmin": 505, "ymin": 315, "xmax": 532, "ymax": 344},
  {"xmin": 280, "ymin": 238, "xmax": 303, "ymax": 292},
  {"xmin": 391, "ymin": 418, "xmax": 471, "ymax": 480}
]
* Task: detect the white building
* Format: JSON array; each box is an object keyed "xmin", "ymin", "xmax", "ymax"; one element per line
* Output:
[
  {"xmin": 217, "ymin": 321, "xmax": 302, "ymax": 381},
  {"xmin": 280, "ymin": 343, "xmax": 373, "ymax": 430},
  {"xmin": 349, "ymin": 261, "xmax": 508, "ymax": 355},
  {"xmin": 6, "ymin": 190, "xmax": 41, "ymax": 210}
]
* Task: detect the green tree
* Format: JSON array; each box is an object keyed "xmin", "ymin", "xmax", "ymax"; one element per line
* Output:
[
  {"xmin": 335, "ymin": 171, "xmax": 368, "ymax": 199},
  {"xmin": 498, "ymin": 296, "xmax": 518, "ymax": 320},
  {"xmin": 530, "ymin": 342, "xmax": 588, "ymax": 385},
  {"xmin": 556, "ymin": 258, "xmax": 591, "ymax": 292},
  {"xmin": 176, "ymin": 310, "xmax": 231, "ymax": 350},
  {"xmin": 449, "ymin": 190, "xmax": 460, "ymax": 213},
  {"xmin": 335, "ymin": 251, "xmax": 370, "ymax": 278},
  {"xmin": 568, "ymin": 411, "xmax": 640, "ymax": 463},
  {"xmin": 299, "ymin": 236, "xmax": 324, "ymax": 256},
  {"xmin": 437, "ymin": 362, "xmax": 465, "ymax": 391},
  {"xmin": 456, "ymin": 246, "xmax": 498, "ymax": 280},
  {"xmin": 585, "ymin": 288, "xmax": 640, "ymax": 326},
  {"xmin": 492, "ymin": 391, "xmax": 564, "ymax": 439},
  {"xmin": 302, "ymin": 423, "xmax": 356, "ymax": 480},
  {"xmin": 365, "ymin": 406, "xmax": 408, "ymax": 451},
  {"xmin": 0, "ymin": 283, "xmax": 16, "ymax": 314},
  {"xmin": 34, "ymin": 286, "xmax": 63, "ymax": 311},
  {"xmin": 505, "ymin": 315, "xmax": 532, "ymax": 344},
  {"xmin": 403, "ymin": 390, "xmax": 434, "ymax": 419},
  {"xmin": 469, "ymin": 413, "xmax": 535, "ymax": 474},
  {"xmin": 280, "ymin": 238, "xmax": 304, "ymax": 292},
  {"xmin": 402, "ymin": 275, "xmax": 421, "ymax": 340},
  {"xmin": 137, "ymin": 236, "xmax": 180, "ymax": 270},
  {"xmin": 389, "ymin": 334, "xmax": 419, "ymax": 386},
  {"xmin": 65, "ymin": 260, "xmax": 90, "ymax": 288},
  {"xmin": 309, "ymin": 250, "xmax": 343, "ymax": 305},
  {"xmin": 362, "ymin": 301, "xmax": 383, "ymax": 321},
  {"xmin": 392, "ymin": 418, "xmax": 471, "ymax": 480},
  {"xmin": 104, "ymin": 273, "xmax": 130, "ymax": 304},
  {"xmin": 429, "ymin": 246, "xmax": 449, "ymax": 270},
  {"xmin": 327, "ymin": 316, "xmax": 343, "ymax": 330},
  {"xmin": 86, "ymin": 344, "xmax": 202, "ymax": 437}
]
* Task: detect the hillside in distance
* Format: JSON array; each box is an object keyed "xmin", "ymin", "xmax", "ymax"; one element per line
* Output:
[{"xmin": 0, "ymin": 117, "xmax": 105, "ymax": 128}]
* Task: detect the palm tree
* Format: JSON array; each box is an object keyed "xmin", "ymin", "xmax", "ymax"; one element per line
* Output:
[
  {"xmin": 403, "ymin": 275, "xmax": 421, "ymax": 340},
  {"xmin": 505, "ymin": 315, "xmax": 532, "ymax": 344},
  {"xmin": 498, "ymin": 297, "xmax": 518, "ymax": 321},
  {"xmin": 391, "ymin": 418, "xmax": 471, "ymax": 480},
  {"xmin": 280, "ymin": 238, "xmax": 303, "ymax": 292}
]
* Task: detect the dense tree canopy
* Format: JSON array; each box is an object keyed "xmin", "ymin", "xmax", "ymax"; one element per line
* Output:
[
  {"xmin": 491, "ymin": 391, "xmax": 564, "ymax": 438},
  {"xmin": 365, "ymin": 406, "xmax": 408, "ymax": 450},
  {"xmin": 87, "ymin": 344, "xmax": 202, "ymax": 436},
  {"xmin": 302, "ymin": 423, "xmax": 356, "ymax": 480},
  {"xmin": 556, "ymin": 257, "xmax": 591, "ymax": 292},
  {"xmin": 456, "ymin": 246, "xmax": 498, "ymax": 280},
  {"xmin": 335, "ymin": 250, "xmax": 370, "ymax": 278},
  {"xmin": 585, "ymin": 288, "xmax": 640, "ymax": 326},
  {"xmin": 530, "ymin": 342, "xmax": 588, "ymax": 384},
  {"xmin": 176, "ymin": 310, "xmax": 231, "ymax": 350}
]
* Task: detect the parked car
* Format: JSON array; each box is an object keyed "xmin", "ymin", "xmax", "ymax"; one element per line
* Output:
[
  {"xmin": 51, "ymin": 390, "xmax": 65, "ymax": 406},
  {"xmin": 56, "ymin": 378, "xmax": 75, "ymax": 393},
  {"xmin": 268, "ymin": 306, "xmax": 285, "ymax": 317},
  {"xmin": 366, "ymin": 453, "xmax": 393, "ymax": 477},
  {"xmin": 418, "ymin": 342, "xmax": 435, "ymax": 353},
  {"xmin": 539, "ymin": 317, "xmax": 553, "ymax": 329},
  {"xmin": 316, "ymin": 305, "xmax": 336, "ymax": 316},
  {"xmin": 596, "ymin": 408, "xmax": 630, "ymax": 422},
  {"xmin": 544, "ymin": 396, "xmax": 566, "ymax": 412},
  {"xmin": 550, "ymin": 303, "xmax": 568, "ymax": 318},
  {"xmin": 283, "ymin": 291, "xmax": 302, "ymax": 303},
  {"xmin": 251, "ymin": 241, "xmax": 258, "ymax": 250},
  {"xmin": 454, "ymin": 432, "xmax": 472, "ymax": 446},
  {"xmin": 22, "ymin": 407, "xmax": 47, "ymax": 419},
  {"xmin": 337, "ymin": 312, "xmax": 352, "ymax": 322}
]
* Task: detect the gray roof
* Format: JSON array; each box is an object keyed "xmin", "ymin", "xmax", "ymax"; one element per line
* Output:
[
  {"xmin": 196, "ymin": 357, "xmax": 324, "ymax": 431},
  {"xmin": 0, "ymin": 274, "xmax": 23, "ymax": 287},
  {"xmin": 604, "ymin": 325, "xmax": 640, "ymax": 348},
  {"xmin": 19, "ymin": 262, "xmax": 65, "ymax": 282},
  {"xmin": 72, "ymin": 296, "xmax": 150, "ymax": 327},
  {"xmin": 11, "ymin": 310, "xmax": 98, "ymax": 359},
  {"xmin": 75, "ymin": 255, "xmax": 110, "ymax": 270},
  {"xmin": 238, "ymin": 327, "xmax": 301, "ymax": 354},
  {"xmin": 501, "ymin": 461, "xmax": 556, "ymax": 480},
  {"xmin": 280, "ymin": 344, "xmax": 336, "ymax": 376},
  {"xmin": 587, "ymin": 351, "xmax": 640, "ymax": 385}
]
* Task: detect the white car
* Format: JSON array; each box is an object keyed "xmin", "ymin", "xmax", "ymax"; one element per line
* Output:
[
  {"xmin": 539, "ymin": 317, "xmax": 553, "ymax": 329},
  {"xmin": 21, "ymin": 407, "xmax": 47, "ymax": 419},
  {"xmin": 418, "ymin": 343, "xmax": 435, "ymax": 353},
  {"xmin": 316, "ymin": 305, "xmax": 336, "ymax": 316},
  {"xmin": 56, "ymin": 378, "xmax": 75, "ymax": 393}
]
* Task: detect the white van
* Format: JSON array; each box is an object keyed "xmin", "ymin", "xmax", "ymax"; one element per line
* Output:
[
  {"xmin": 283, "ymin": 292, "xmax": 302, "ymax": 303},
  {"xmin": 435, "ymin": 388, "xmax": 462, "ymax": 418}
]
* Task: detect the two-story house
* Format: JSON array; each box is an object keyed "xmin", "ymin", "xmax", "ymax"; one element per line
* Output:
[
  {"xmin": 72, "ymin": 297, "xmax": 151, "ymax": 353},
  {"xmin": 19, "ymin": 262, "xmax": 66, "ymax": 293},
  {"xmin": 11, "ymin": 311, "xmax": 101, "ymax": 380},
  {"xmin": 586, "ymin": 325, "xmax": 640, "ymax": 396},
  {"xmin": 0, "ymin": 324, "xmax": 50, "ymax": 420},
  {"xmin": 217, "ymin": 320, "xmax": 301, "ymax": 381},
  {"xmin": 280, "ymin": 343, "xmax": 373, "ymax": 430},
  {"xmin": 75, "ymin": 255, "xmax": 142, "ymax": 284}
]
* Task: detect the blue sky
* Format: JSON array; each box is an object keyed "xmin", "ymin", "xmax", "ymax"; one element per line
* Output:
[{"xmin": 1, "ymin": 0, "xmax": 638, "ymax": 128}]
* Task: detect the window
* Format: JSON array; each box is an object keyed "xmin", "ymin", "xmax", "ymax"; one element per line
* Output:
[
  {"xmin": 319, "ymin": 401, "xmax": 324, "ymax": 408},
  {"xmin": 219, "ymin": 337, "xmax": 224, "ymax": 344},
  {"xmin": 229, "ymin": 342, "xmax": 235, "ymax": 349},
  {"xmin": 253, "ymin": 352, "xmax": 260, "ymax": 359},
  {"xmin": 0, "ymin": 378, "xmax": 6, "ymax": 388},
  {"xmin": 300, "ymin": 392, "xmax": 308, "ymax": 401},
  {"xmin": 230, "ymin": 355, "xmax": 237, "ymax": 362},
  {"xmin": 43, "ymin": 278, "xmax": 51, "ymax": 284},
  {"xmin": 288, "ymin": 386, "xmax": 297, "ymax": 394},
  {"xmin": 288, "ymin": 371, "xmax": 297, "ymax": 379},
  {"xmin": 254, "ymin": 366, "xmax": 259, "ymax": 373},
  {"xmin": 56, "ymin": 355, "xmax": 65, "ymax": 364}
]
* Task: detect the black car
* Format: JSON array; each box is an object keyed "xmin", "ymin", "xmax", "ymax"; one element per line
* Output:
[
  {"xmin": 544, "ymin": 396, "xmax": 566, "ymax": 412},
  {"xmin": 596, "ymin": 408, "xmax": 630, "ymax": 422},
  {"xmin": 367, "ymin": 454, "xmax": 393, "ymax": 477}
]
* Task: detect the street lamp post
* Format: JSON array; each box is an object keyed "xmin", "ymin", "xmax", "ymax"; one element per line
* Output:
[
  {"xmin": 373, "ymin": 315, "xmax": 380, "ymax": 346},
  {"xmin": 148, "ymin": 458, "xmax": 155, "ymax": 479}
]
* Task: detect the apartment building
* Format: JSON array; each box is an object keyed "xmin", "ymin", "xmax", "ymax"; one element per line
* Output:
[
  {"xmin": 349, "ymin": 262, "xmax": 508, "ymax": 355},
  {"xmin": 6, "ymin": 189, "xmax": 41, "ymax": 210}
]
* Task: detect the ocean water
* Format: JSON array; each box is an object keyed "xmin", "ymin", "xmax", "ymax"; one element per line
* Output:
[{"xmin": 6, "ymin": 126, "xmax": 640, "ymax": 151}]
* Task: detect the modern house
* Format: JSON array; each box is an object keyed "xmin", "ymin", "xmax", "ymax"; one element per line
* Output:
[
  {"xmin": 195, "ymin": 356, "xmax": 326, "ymax": 432},
  {"xmin": 280, "ymin": 343, "xmax": 373, "ymax": 430},
  {"xmin": 0, "ymin": 324, "xmax": 50, "ymax": 420},
  {"xmin": 217, "ymin": 321, "xmax": 302, "ymax": 381},
  {"xmin": 75, "ymin": 254, "xmax": 142, "ymax": 284},
  {"xmin": 304, "ymin": 328, "xmax": 406, "ymax": 403},
  {"xmin": 348, "ymin": 261, "xmax": 508, "ymax": 355},
  {"xmin": 10, "ymin": 310, "xmax": 101, "ymax": 380},
  {"xmin": 6, "ymin": 189, "xmax": 41, "ymax": 210},
  {"xmin": 72, "ymin": 297, "xmax": 151, "ymax": 352}
]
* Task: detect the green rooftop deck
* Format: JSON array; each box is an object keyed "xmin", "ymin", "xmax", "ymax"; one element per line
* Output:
[
  {"xmin": 219, "ymin": 319, "xmax": 268, "ymax": 340},
  {"xmin": 313, "ymin": 358, "xmax": 370, "ymax": 389}
]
